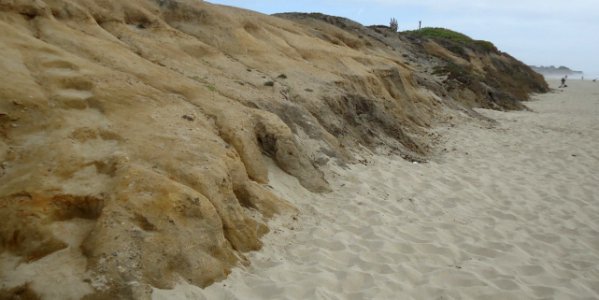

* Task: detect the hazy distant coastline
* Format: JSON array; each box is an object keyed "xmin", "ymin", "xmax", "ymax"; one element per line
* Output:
[{"xmin": 530, "ymin": 65, "xmax": 584, "ymax": 78}]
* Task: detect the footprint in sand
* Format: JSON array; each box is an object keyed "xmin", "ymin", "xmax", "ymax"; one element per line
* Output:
[
  {"xmin": 40, "ymin": 55, "xmax": 95, "ymax": 110},
  {"xmin": 529, "ymin": 285, "xmax": 557, "ymax": 297},
  {"xmin": 460, "ymin": 243, "xmax": 503, "ymax": 259},
  {"xmin": 493, "ymin": 278, "xmax": 520, "ymax": 290},
  {"xmin": 516, "ymin": 264, "xmax": 545, "ymax": 276}
]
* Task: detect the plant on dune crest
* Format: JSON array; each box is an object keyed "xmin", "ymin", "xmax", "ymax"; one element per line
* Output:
[
  {"xmin": 406, "ymin": 27, "xmax": 472, "ymax": 43},
  {"xmin": 390, "ymin": 17, "xmax": 398, "ymax": 32},
  {"xmin": 403, "ymin": 27, "xmax": 498, "ymax": 53}
]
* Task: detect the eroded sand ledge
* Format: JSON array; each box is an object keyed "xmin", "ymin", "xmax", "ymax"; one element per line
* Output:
[{"xmin": 162, "ymin": 80, "xmax": 599, "ymax": 299}]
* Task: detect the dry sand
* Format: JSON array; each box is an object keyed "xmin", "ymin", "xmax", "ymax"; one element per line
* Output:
[{"xmin": 152, "ymin": 80, "xmax": 599, "ymax": 300}]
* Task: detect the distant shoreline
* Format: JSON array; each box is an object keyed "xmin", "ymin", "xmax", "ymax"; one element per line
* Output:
[
  {"xmin": 529, "ymin": 65, "xmax": 594, "ymax": 80},
  {"xmin": 542, "ymin": 74, "xmax": 599, "ymax": 80}
]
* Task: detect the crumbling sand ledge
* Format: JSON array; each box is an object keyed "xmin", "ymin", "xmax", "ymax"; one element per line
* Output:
[{"xmin": 163, "ymin": 80, "xmax": 599, "ymax": 299}]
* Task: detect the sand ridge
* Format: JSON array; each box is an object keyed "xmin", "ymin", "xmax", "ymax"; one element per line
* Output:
[{"xmin": 155, "ymin": 80, "xmax": 599, "ymax": 299}]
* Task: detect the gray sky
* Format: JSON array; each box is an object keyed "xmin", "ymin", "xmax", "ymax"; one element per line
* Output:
[{"xmin": 207, "ymin": 0, "xmax": 599, "ymax": 77}]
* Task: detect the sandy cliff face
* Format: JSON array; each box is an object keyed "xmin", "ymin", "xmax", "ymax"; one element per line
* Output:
[
  {"xmin": 399, "ymin": 29, "xmax": 549, "ymax": 110},
  {"xmin": 0, "ymin": 1, "xmax": 546, "ymax": 298},
  {"xmin": 277, "ymin": 14, "xmax": 548, "ymax": 111}
]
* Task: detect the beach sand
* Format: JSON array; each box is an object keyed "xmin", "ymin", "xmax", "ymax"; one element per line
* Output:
[{"xmin": 154, "ymin": 80, "xmax": 599, "ymax": 299}]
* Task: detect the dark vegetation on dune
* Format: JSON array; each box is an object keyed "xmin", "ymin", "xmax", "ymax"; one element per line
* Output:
[
  {"xmin": 399, "ymin": 27, "xmax": 549, "ymax": 109},
  {"xmin": 403, "ymin": 27, "xmax": 498, "ymax": 53},
  {"xmin": 278, "ymin": 13, "xmax": 548, "ymax": 110}
]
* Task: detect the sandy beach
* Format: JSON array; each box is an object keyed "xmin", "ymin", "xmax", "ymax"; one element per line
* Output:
[{"xmin": 153, "ymin": 80, "xmax": 599, "ymax": 299}]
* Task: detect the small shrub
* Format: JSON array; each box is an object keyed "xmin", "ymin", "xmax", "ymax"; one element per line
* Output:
[
  {"xmin": 446, "ymin": 44, "xmax": 468, "ymax": 59},
  {"xmin": 204, "ymin": 84, "xmax": 216, "ymax": 92},
  {"xmin": 277, "ymin": 74, "xmax": 287, "ymax": 79},
  {"xmin": 472, "ymin": 40, "xmax": 497, "ymax": 53},
  {"xmin": 433, "ymin": 62, "xmax": 477, "ymax": 85},
  {"xmin": 390, "ymin": 18, "xmax": 398, "ymax": 32},
  {"xmin": 264, "ymin": 81, "xmax": 274, "ymax": 87}
]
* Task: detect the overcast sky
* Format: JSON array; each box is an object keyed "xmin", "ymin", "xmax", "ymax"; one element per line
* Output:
[{"xmin": 207, "ymin": 0, "xmax": 599, "ymax": 77}]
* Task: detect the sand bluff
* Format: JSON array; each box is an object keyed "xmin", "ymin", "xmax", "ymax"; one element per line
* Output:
[{"xmin": 0, "ymin": 0, "xmax": 556, "ymax": 299}]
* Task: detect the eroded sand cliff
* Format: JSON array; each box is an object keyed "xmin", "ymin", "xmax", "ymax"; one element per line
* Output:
[{"xmin": 0, "ymin": 0, "xmax": 547, "ymax": 298}]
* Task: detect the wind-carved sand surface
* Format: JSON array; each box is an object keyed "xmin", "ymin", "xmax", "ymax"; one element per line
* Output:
[{"xmin": 153, "ymin": 81, "xmax": 599, "ymax": 300}]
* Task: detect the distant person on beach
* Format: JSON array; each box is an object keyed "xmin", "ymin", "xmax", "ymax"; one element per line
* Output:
[{"xmin": 559, "ymin": 77, "xmax": 566, "ymax": 88}]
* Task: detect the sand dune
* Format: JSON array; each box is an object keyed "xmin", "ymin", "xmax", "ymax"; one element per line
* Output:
[
  {"xmin": 0, "ymin": 1, "xmax": 572, "ymax": 297},
  {"xmin": 154, "ymin": 79, "xmax": 599, "ymax": 299}
]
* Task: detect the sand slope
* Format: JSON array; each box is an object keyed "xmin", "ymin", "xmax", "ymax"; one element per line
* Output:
[{"xmin": 156, "ymin": 80, "xmax": 599, "ymax": 299}]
